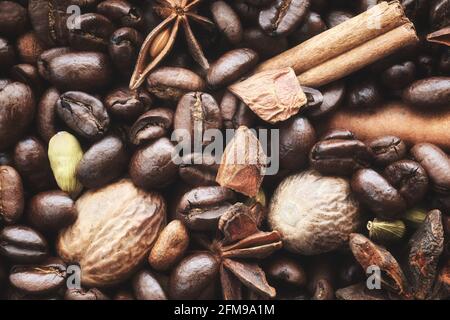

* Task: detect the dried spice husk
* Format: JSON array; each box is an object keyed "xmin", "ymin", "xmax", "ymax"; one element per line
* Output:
[
  {"xmin": 431, "ymin": 259, "xmax": 449, "ymax": 299},
  {"xmin": 216, "ymin": 126, "xmax": 267, "ymax": 197},
  {"xmin": 349, "ymin": 233, "xmax": 410, "ymax": 297},
  {"xmin": 427, "ymin": 27, "xmax": 450, "ymax": 47},
  {"xmin": 228, "ymin": 67, "xmax": 307, "ymax": 124},
  {"xmin": 402, "ymin": 207, "xmax": 427, "ymax": 229},
  {"xmin": 406, "ymin": 209, "xmax": 444, "ymax": 300},
  {"xmin": 367, "ymin": 219, "xmax": 406, "ymax": 243}
]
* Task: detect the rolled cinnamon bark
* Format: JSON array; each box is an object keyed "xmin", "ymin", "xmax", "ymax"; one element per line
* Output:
[
  {"xmin": 318, "ymin": 103, "xmax": 450, "ymax": 150},
  {"xmin": 254, "ymin": 1, "xmax": 410, "ymax": 75}
]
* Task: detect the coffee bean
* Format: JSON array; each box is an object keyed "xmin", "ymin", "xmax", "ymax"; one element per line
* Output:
[
  {"xmin": 179, "ymin": 153, "xmax": 219, "ymax": 187},
  {"xmin": 109, "ymin": 27, "xmax": 144, "ymax": 77},
  {"xmin": 129, "ymin": 108, "xmax": 174, "ymax": 146},
  {"xmin": 416, "ymin": 54, "xmax": 435, "ymax": 77},
  {"xmin": 351, "ymin": 168, "xmax": 406, "ymax": 218},
  {"xmin": 176, "ymin": 186, "xmax": 236, "ymax": 231},
  {"xmin": 0, "ymin": 37, "xmax": 15, "ymax": 70},
  {"xmin": 104, "ymin": 86, "xmax": 151, "ymax": 123},
  {"xmin": 16, "ymin": 32, "xmax": 46, "ymax": 65},
  {"xmin": 381, "ymin": 61, "xmax": 416, "ymax": 90},
  {"xmin": 259, "ymin": 0, "xmax": 310, "ymax": 37},
  {"xmin": 129, "ymin": 137, "xmax": 178, "ymax": 189},
  {"xmin": 233, "ymin": 0, "xmax": 260, "ymax": 24},
  {"xmin": 279, "ymin": 116, "xmax": 316, "ymax": 170},
  {"xmin": 13, "ymin": 136, "xmax": 55, "ymax": 192},
  {"xmin": 383, "ymin": 160, "xmax": 428, "ymax": 207},
  {"xmin": 411, "ymin": 143, "xmax": 450, "ymax": 195},
  {"xmin": 322, "ymin": 129, "xmax": 355, "ymax": 141},
  {"xmin": 76, "ymin": 135, "xmax": 128, "ymax": 189},
  {"xmin": 132, "ymin": 270, "xmax": 167, "ymax": 300},
  {"xmin": 346, "ymin": 78, "xmax": 382, "ymax": 109},
  {"xmin": 97, "ymin": 0, "xmax": 144, "ymax": 30},
  {"xmin": 64, "ymin": 288, "xmax": 109, "ymax": 300},
  {"xmin": 325, "ymin": 10, "xmax": 354, "ymax": 28},
  {"xmin": 27, "ymin": 190, "xmax": 76, "ymax": 233},
  {"xmin": 56, "ymin": 91, "xmax": 110, "ymax": 140},
  {"xmin": 0, "ymin": 225, "xmax": 48, "ymax": 264},
  {"xmin": 10, "ymin": 64, "xmax": 44, "ymax": 95},
  {"xmin": 241, "ymin": 27, "xmax": 288, "ymax": 59},
  {"xmin": 169, "ymin": 252, "xmax": 219, "ymax": 300},
  {"xmin": 9, "ymin": 258, "xmax": 66, "ymax": 295},
  {"xmin": 401, "ymin": 0, "xmax": 430, "ymax": 23},
  {"xmin": 265, "ymin": 255, "xmax": 307, "ymax": 288},
  {"xmin": 430, "ymin": 0, "xmax": 450, "ymax": 30},
  {"xmin": 36, "ymin": 47, "xmax": 72, "ymax": 80},
  {"xmin": 146, "ymin": 67, "xmax": 206, "ymax": 101},
  {"xmin": 304, "ymin": 81, "xmax": 345, "ymax": 118},
  {"xmin": 368, "ymin": 136, "xmax": 407, "ymax": 167},
  {"xmin": 68, "ymin": 13, "xmax": 114, "ymax": 52},
  {"xmin": 0, "ymin": 1, "xmax": 28, "ymax": 37},
  {"xmin": 43, "ymin": 52, "xmax": 112, "ymax": 92},
  {"xmin": 36, "ymin": 87, "xmax": 60, "ymax": 143},
  {"xmin": 174, "ymin": 92, "xmax": 222, "ymax": 146},
  {"xmin": 0, "ymin": 166, "xmax": 24, "ymax": 224},
  {"xmin": 403, "ymin": 77, "xmax": 450, "ymax": 109},
  {"xmin": 220, "ymin": 91, "xmax": 256, "ymax": 129},
  {"xmin": 0, "ymin": 81, "xmax": 35, "ymax": 150},
  {"xmin": 289, "ymin": 11, "xmax": 327, "ymax": 45},
  {"xmin": 211, "ymin": 1, "xmax": 243, "ymax": 45},
  {"xmin": 207, "ymin": 48, "xmax": 259, "ymax": 88}
]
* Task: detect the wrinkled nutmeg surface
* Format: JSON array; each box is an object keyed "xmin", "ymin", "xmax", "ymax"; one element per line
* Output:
[
  {"xmin": 268, "ymin": 170, "xmax": 360, "ymax": 255},
  {"xmin": 57, "ymin": 179, "xmax": 165, "ymax": 287}
]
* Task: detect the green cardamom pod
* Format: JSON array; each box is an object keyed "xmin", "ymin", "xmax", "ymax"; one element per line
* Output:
[
  {"xmin": 48, "ymin": 131, "xmax": 83, "ymax": 196},
  {"xmin": 367, "ymin": 218, "xmax": 406, "ymax": 243},
  {"xmin": 402, "ymin": 207, "xmax": 427, "ymax": 229}
]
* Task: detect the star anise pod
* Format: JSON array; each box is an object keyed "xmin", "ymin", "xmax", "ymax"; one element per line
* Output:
[
  {"xmin": 129, "ymin": 0, "xmax": 214, "ymax": 90},
  {"xmin": 195, "ymin": 202, "xmax": 283, "ymax": 299}
]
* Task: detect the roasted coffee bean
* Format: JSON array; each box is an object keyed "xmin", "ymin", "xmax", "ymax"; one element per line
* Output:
[
  {"xmin": 174, "ymin": 92, "xmax": 222, "ymax": 146},
  {"xmin": 430, "ymin": 0, "xmax": 450, "ymax": 30},
  {"xmin": 304, "ymin": 81, "xmax": 345, "ymax": 118},
  {"xmin": 416, "ymin": 54, "xmax": 435, "ymax": 77},
  {"xmin": 28, "ymin": 0, "xmax": 71, "ymax": 46},
  {"xmin": 0, "ymin": 37, "xmax": 15, "ymax": 70},
  {"xmin": 310, "ymin": 138, "xmax": 372, "ymax": 176},
  {"xmin": 65, "ymin": 288, "xmax": 109, "ymax": 300},
  {"xmin": 351, "ymin": 169, "xmax": 406, "ymax": 218},
  {"xmin": 383, "ymin": 160, "xmax": 428, "ymax": 207},
  {"xmin": 36, "ymin": 87, "xmax": 60, "ymax": 143},
  {"xmin": 27, "ymin": 190, "xmax": 76, "ymax": 233},
  {"xmin": 259, "ymin": 0, "xmax": 310, "ymax": 37},
  {"xmin": 322, "ymin": 129, "xmax": 355, "ymax": 141},
  {"xmin": 13, "ymin": 136, "xmax": 55, "ymax": 191},
  {"xmin": 0, "ymin": 166, "xmax": 24, "ymax": 224},
  {"xmin": 411, "ymin": 143, "xmax": 450, "ymax": 195},
  {"xmin": 179, "ymin": 153, "xmax": 219, "ymax": 187},
  {"xmin": 129, "ymin": 108, "xmax": 174, "ymax": 146},
  {"xmin": 211, "ymin": 1, "xmax": 243, "ymax": 45},
  {"xmin": 36, "ymin": 47, "xmax": 73, "ymax": 81},
  {"xmin": 109, "ymin": 27, "xmax": 144, "ymax": 77},
  {"xmin": 347, "ymin": 78, "xmax": 382, "ymax": 109},
  {"xmin": 97, "ymin": 0, "xmax": 144, "ymax": 29},
  {"xmin": 279, "ymin": 116, "xmax": 316, "ymax": 171},
  {"xmin": 0, "ymin": 225, "xmax": 48, "ymax": 263},
  {"xmin": 403, "ymin": 77, "xmax": 450, "ymax": 109},
  {"xmin": 401, "ymin": 0, "xmax": 430, "ymax": 23},
  {"xmin": 241, "ymin": 27, "xmax": 288, "ymax": 59},
  {"xmin": 169, "ymin": 252, "xmax": 219, "ymax": 300},
  {"xmin": 325, "ymin": 10, "xmax": 354, "ymax": 28},
  {"xmin": 338, "ymin": 258, "xmax": 365, "ymax": 287},
  {"xmin": 129, "ymin": 137, "xmax": 178, "ymax": 189},
  {"xmin": 0, "ymin": 81, "xmax": 35, "ymax": 150},
  {"xmin": 76, "ymin": 135, "xmax": 128, "ymax": 189},
  {"xmin": 0, "ymin": 1, "xmax": 28, "ymax": 37},
  {"xmin": 56, "ymin": 91, "xmax": 110, "ymax": 140},
  {"xmin": 10, "ymin": 64, "xmax": 43, "ymax": 95},
  {"xmin": 104, "ymin": 86, "xmax": 151, "ymax": 123},
  {"xmin": 132, "ymin": 270, "xmax": 167, "ymax": 300},
  {"xmin": 381, "ymin": 61, "xmax": 416, "ymax": 91},
  {"xmin": 9, "ymin": 258, "xmax": 66, "ymax": 295},
  {"xmin": 265, "ymin": 255, "xmax": 307, "ymax": 288},
  {"xmin": 207, "ymin": 49, "xmax": 259, "ymax": 88},
  {"xmin": 220, "ymin": 91, "xmax": 256, "ymax": 129},
  {"xmin": 289, "ymin": 12, "xmax": 327, "ymax": 45},
  {"xmin": 68, "ymin": 13, "xmax": 114, "ymax": 52},
  {"xmin": 368, "ymin": 136, "xmax": 407, "ymax": 167},
  {"xmin": 42, "ymin": 52, "xmax": 112, "ymax": 92},
  {"xmin": 176, "ymin": 186, "xmax": 236, "ymax": 231},
  {"xmin": 233, "ymin": 0, "xmax": 260, "ymax": 24},
  {"xmin": 146, "ymin": 67, "xmax": 205, "ymax": 101},
  {"xmin": 16, "ymin": 32, "xmax": 46, "ymax": 65}
]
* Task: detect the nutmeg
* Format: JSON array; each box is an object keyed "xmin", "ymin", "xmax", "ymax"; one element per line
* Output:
[{"xmin": 268, "ymin": 170, "xmax": 360, "ymax": 255}]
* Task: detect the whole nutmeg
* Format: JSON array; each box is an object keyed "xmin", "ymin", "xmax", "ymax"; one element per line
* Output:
[
  {"xmin": 268, "ymin": 170, "xmax": 360, "ymax": 255},
  {"xmin": 57, "ymin": 179, "xmax": 166, "ymax": 287},
  {"xmin": 148, "ymin": 220, "xmax": 189, "ymax": 272}
]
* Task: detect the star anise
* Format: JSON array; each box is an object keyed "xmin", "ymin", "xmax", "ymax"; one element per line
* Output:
[
  {"xmin": 129, "ymin": 0, "xmax": 214, "ymax": 90},
  {"xmin": 195, "ymin": 202, "xmax": 283, "ymax": 299}
]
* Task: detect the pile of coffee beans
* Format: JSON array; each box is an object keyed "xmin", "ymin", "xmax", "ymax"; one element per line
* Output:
[{"xmin": 0, "ymin": 0, "xmax": 449, "ymax": 300}]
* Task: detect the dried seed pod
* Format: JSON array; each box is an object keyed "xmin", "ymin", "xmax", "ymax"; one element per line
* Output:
[
  {"xmin": 367, "ymin": 219, "xmax": 406, "ymax": 243},
  {"xmin": 48, "ymin": 132, "xmax": 83, "ymax": 197},
  {"xmin": 407, "ymin": 209, "xmax": 444, "ymax": 300}
]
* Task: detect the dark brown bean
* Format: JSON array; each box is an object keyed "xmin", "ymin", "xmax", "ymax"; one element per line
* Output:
[
  {"xmin": 104, "ymin": 86, "xmax": 151, "ymax": 123},
  {"xmin": 347, "ymin": 78, "xmax": 382, "ymax": 109},
  {"xmin": 211, "ymin": 1, "xmax": 243, "ymax": 45},
  {"xmin": 109, "ymin": 27, "xmax": 144, "ymax": 77},
  {"xmin": 0, "ymin": 165, "xmax": 24, "ymax": 224},
  {"xmin": 36, "ymin": 87, "xmax": 60, "ymax": 143},
  {"xmin": 325, "ymin": 10, "xmax": 354, "ymax": 28},
  {"xmin": 97, "ymin": 0, "xmax": 144, "ymax": 29},
  {"xmin": 241, "ymin": 27, "xmax": 288, "ymax": 59},
  {"xmin": 220, "ymin": 91, "xmax": 256, "ymax": 129},
  {"xmin": 368, "ymin": 136, "xmax": 407, "ymax": 167},
  {"xmin": 132, "ymin": 270, "xmax": 167, "ymax": 300},
  {"xmin": 129, "ymin": 108, "xmax": 174, "ymax": 146},
  {"xmin": 0, "ymin": 1, "xmax": 28, "ymax": 37},
  {"xmin": 403, "ymin": 77, "xmax": 450, "ymax": 109},
  {"xmin": 265, "ymin": 255, "xmax": 307, "ymax": 288},
  {"xmin": 289, "ymin": 11, "xmax": 327, "ymax": 45},
  {"xmin": 68, "ymin": 13, "xmax": 114, "ymax": 52},
  {"xmin": 304, "ymin": 81, "xmax": 345, "ymax": 118},
  {"xmin": 15, "ymin": 32, "xmax": 46, "ymax": 65},
  {"xmin": 10, "ymin": 64, "xmax": 44, "ymax": 95},
  {"xmin": 179, "ymin": 153, "xmax": 219, "ymax": 187},
  {"xmin": 64, "ymin": 288, "xmax": 109, "ymax": 300},
  {"xmin": 381, "ymin": 61, "xmax": 416, "ymax": 90}
]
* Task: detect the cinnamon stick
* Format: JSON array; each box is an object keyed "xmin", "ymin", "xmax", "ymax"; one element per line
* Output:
[
  {"xmin": 254, "ymin": 1, "xmax": 410, "ymax": 75},
  {"xmin": 297, "ymin": 23, "xmax": 418, "ymax": 87}
]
